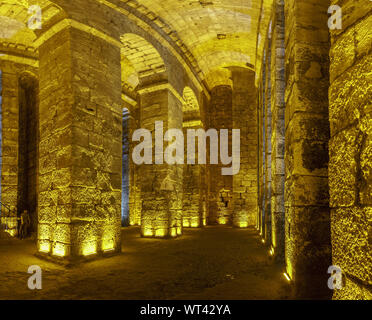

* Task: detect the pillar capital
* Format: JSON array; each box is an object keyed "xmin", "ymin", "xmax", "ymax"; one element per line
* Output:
[
  {"xmin": 35, "ymin": 18, "xmax": 122, "ymax": 49},
  {"xmin": 137, "ymin": 82, "xmax": 185, "ymax": 105}
]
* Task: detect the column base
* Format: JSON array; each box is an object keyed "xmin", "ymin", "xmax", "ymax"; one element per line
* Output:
[
  {"xmin": 35, "ymin": 248, "xmax": 122, "ymax": 266},
  {"xmin": 140, "ymin": 226, "xmax": 182, "ymax": 239}
]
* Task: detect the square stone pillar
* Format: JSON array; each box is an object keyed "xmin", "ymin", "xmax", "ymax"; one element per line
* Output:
[
  {"xmin": 284, "ymin": 0, "xmax": 332, "ymax": 297},
  {"xmin": 270, "ymin": 0, "xmax": 286, "ymax": 262},
  {"xmin": 37, "ymin": 26, "xmax": 122, "ymax": 260},
  {"xmin": 137, "ymin": 84, "xmax": 183, "ymax": 238},
  {"xmin": 0, "ymin": 70, "xmax": 19, "ymax": 235},
  {"xmin": 264, "ymin": 46, "xmax": 272, "ymax": 244},
  {"xmin": 125, "ymin": 105, "xmax": 141, "ymax": 227},
  {"xmin": 182, "ymin": 120, "xmax": 205, "ymax": 228},
  {"xmin": 231, "ymin": 69, "xmax": 258, "ymax": 228},
  {"xmin": 208, "ymin": 85, "xmax": 233, "ymax": 225}
]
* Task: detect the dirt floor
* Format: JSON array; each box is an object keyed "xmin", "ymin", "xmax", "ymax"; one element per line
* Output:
[{"xmin": 0, "ymin": 226, "xmax": 292, "ymax": 300}]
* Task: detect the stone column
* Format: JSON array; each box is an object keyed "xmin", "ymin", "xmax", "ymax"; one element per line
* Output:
[
  {"xmin": 264, "ymin": 42, "xmax": 272, "ymax": 244},
  {"xmin": 258, "ymin": 64, "xmax": 266, "ymax": 236},
  {"xmin": 284, "ymin": 0, "xmax": 331, "ymax": 297},
  {"xmin": 0, "ymin": 68, "xmax": 20, "ymax": 235},
  {"xmin": 122, "ymin": 108, "xmax": 130, "ymax": 226},
  {"xmin": 126, "ymin": 104, "xmax": 141, "ymax": 226},
  {"xmin": 231, "ymin": 69, "xmax": 258, "ymax": 228},
  {"xmin": 270, "ymin": 0, "xmax": 286, "ymax": 262},
  {"xmin": 137, "ymin": 83, "xmax": 183, "ymax": 238},
  {"xmin": 208, "ymin": 85, "xmax": 233, "ymax": 225},
  {"xmin": 37, "ymin": 25, "xmax": 122, "ymax": 260},
  {"xmin": 328, "ymin": 0, "xmax": 372, "ymax": 299},
  {"xmin": 182, "ymin": 119, "xmax": 204, "ymax": 228}
]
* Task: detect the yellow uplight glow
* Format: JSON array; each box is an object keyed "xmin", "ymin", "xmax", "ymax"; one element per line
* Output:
[
  {"xmin": 102, "ymin": 239, "xmax": 115, "ymax": 252},
  {"xmin": 53, "ymin": 243, "xmax": 66, "ymax": 257},
  {"xmin": 283, "ymin": 272, "xmax": 291, "ymax": 282},
  {"xmin": 239, "ymin": 222, "xmax": 248, "ymax": 228},
  {"xmin": 177, "ymin": 227, "xmax": 182, "ymax": 235},
  {"xmin": 155, "ymin": 229, "xmax": 166, "ymax": 237},
  {"xmin": 183, "ymin": 221, "xmax": 190, "ymax": 228},
  {"xmin": 82, "ymin": 243, "xmax": 97, "ymax": 256},
  {"xmin": 6, "ymin": 229, "xmax": 17, "ymax": 237},
  {"xmin": 218, "ymin": 217, "xmax": 227, "ymax": 225},
  {"xmin": 143, "ymin": 228, "xmax": 154, "ymax": 237},
  {"xmin": 191, "ymin": 221, "xmax": 199, "ymax": 228},
  {"xmin": 170, "ymin": 228, "xmax": 177, "ymax": 237},
  {"xmin": 39, "ymin": 242, "xmax": 51, "ymax": 253}
]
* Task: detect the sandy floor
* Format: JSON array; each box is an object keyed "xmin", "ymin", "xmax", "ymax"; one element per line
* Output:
[{"xmin": 0, "ymin": 226, "xmax": 292, "ymax": 300}]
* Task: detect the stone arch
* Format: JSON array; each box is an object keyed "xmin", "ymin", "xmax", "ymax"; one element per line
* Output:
[
  {"xmin": 205, "ymin": 69, "xmax": 233, "ymax": 89},
  {"xmin": 0, "ymin": 1, "xmax": 65, "ymax": 48},
  {"xmin": 182, "ymin": 86, "xmax": 200, "ymax": 118},
  {"xmin": 120, "ymin": 33, "xmax": 167, "ymax": 86}
]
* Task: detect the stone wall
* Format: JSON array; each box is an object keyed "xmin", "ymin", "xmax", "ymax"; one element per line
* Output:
[
  {"xmin": 329, "ymin": 0, "xmax": 372, "ymax": 300},
  {"xmin": 270, "ymin": 0, "xmax": 286, "ymax": 262},
  {"xmin": 284, "ymin": 0, "xmax": 332, "ymax": 298}
]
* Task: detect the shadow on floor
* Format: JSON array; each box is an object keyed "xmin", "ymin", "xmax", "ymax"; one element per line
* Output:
[{"xmin": 0, "ymin": 226, "xmax": 293, "ymax": 300}]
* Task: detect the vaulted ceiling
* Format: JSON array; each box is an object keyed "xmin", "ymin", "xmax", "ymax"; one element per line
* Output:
[
  {"xmin": 0, "ymin": 0, "xmax": 274, "ymax": 88},
  {"xmin": 134, "ymin": 0, "xmax": 272, "ymax": 87}
]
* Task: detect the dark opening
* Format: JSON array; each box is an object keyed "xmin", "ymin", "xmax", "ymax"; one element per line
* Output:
[{"xmin": 17, "ymin": 75, "xmax": 38, "ymax": 234}]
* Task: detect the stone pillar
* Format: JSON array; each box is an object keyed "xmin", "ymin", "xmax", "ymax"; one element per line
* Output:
[
  {"xmin": 231, "ymin": 69, "xmax": 258, "ymax": 228},
  {"xmin": 127, "ymin": 105, "xmax": 141, "ymax": 226},
  {"xmin": 200, "ymin": 92, "xmax": 209, "ymax": 227},
  {"xmin": 258, "ymin": 63, "xmax": 266, "ymax": 236},
  {"xmin": 182, "ymin": 119, "xmax": 204, "ymax": 228},
  {"xmin": 264, "ymin": 42, "xmax": 272, "ymax": 244},
  {"xmin": 208, "ymin": 85, "xmax": 233, "ymax": 225},
  {"xmin": 0, "ymin": 69, "xmax": 20, "ymax": 235},
  {"xmin": 37, "ymin": 25, "xmax": 122, "ymax": 260},
  {"xmin": 270, "ymin": 0, "xmax": 286, "ymax": 261},
  {"xmin": 284, "ymin": 0, "xmax": 332, "ymax": 297},
  {"xmin": 328, "ymin": 0, "xmax": 372, "ymax": 299},
  {"xmin": 137, "ymin": 84, "xmax": 183, "ymax": 238},
  {"xmin": 122, "ymin": 108, "xmax": 130, "ymax": 226}
]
